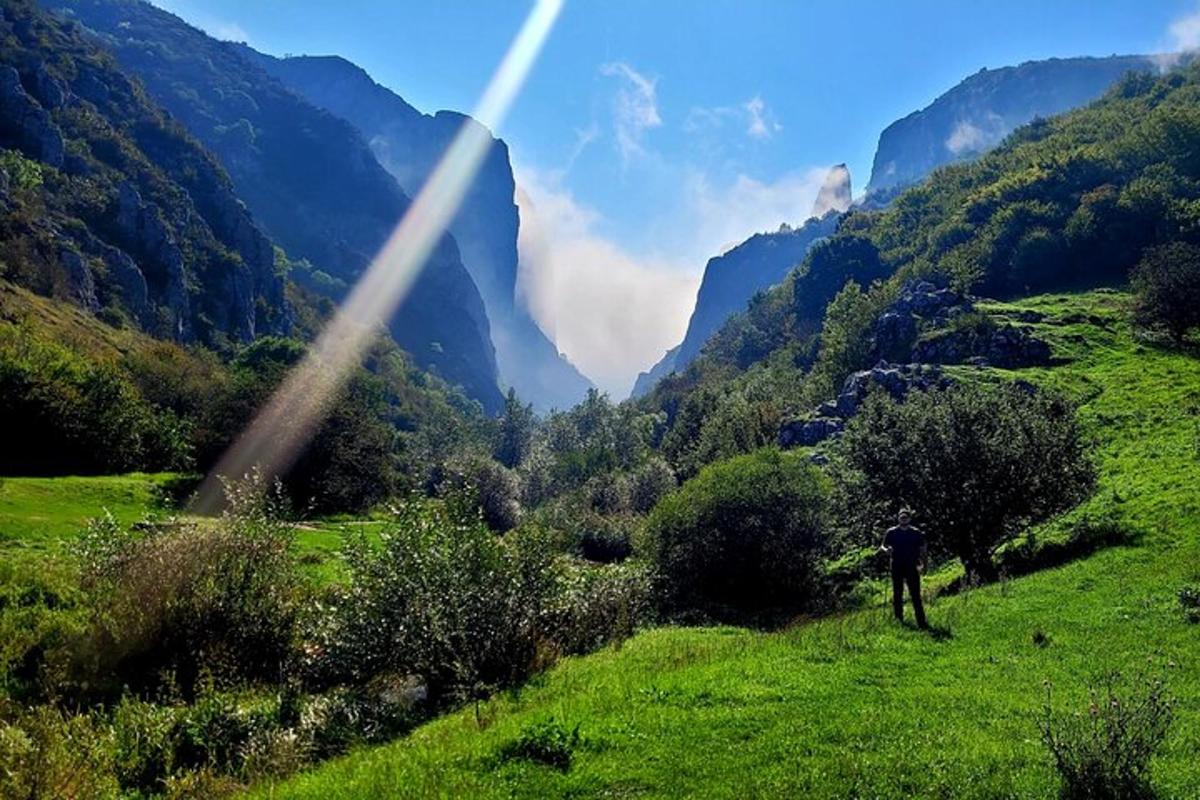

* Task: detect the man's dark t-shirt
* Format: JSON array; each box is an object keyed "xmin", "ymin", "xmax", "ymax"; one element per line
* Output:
[{"xmin": 884, "ymin": 525, "xmax": 925, "ymax": 571}]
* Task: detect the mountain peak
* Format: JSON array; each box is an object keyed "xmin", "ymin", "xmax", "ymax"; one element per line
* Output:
[{"xmin": 812, "ymin": 163, "xmax": 852, "ymax": 217}]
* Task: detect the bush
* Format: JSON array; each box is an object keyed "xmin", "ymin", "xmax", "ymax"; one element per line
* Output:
[
  {"xmin": 574, "ymin": 513, "xmax": 635, "ymax": 564},
  {"xmin": 440, "ymin": 455, "xmax": 523, "ymax": 532},
  {"xmin": 646, "ymin": 449, "xmax": 830, "ymax": 618},
  {"xmin": 1132, "ymin": 241, "xmax": 1200, "ymax": 343},
  {"xmin": 0, "ymin": 703, "xmax": 119, "ymax": 799},
  {"xmin": 314, "ymin": 499, "xmax": 558, "ymax": 701},
  {"xmin": 494, "ymin": 718, "xmax": 581, "ymax": 772},
  {"xmin": 628, "ymin": 457, "xmax": 676, "ymax": 515},
  {"xmin": 836, "ymin": 383, "xmax": 1095, "ymax": 581},
  {"xmin": 1179, "ymin": 585, "xmax": 1200, "ymax": 624},
  {"xmin": 75, "ymin": 475, "xmax": 299, "ymax": 696},
  {"xmin": 544, "ymin": 563, "xmax": 651, "ymax": 655},
  {"xmin": 1041, "ymin": 674, "xmax": 1174, "ymax": 800}
]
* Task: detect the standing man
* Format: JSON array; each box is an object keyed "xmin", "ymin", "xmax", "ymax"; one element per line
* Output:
[{"xmin": 880, "ymin": 508, "xmax": 928, "ymax": 629}]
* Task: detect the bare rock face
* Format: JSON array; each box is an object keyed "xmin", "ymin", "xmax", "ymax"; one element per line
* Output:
[
  {"xmin": 812, "ymin": 163, "xmax": 852, "ymax": 217},
  {"xmin": 115, "ymin": 181, "xmax": 193, "ymax": 340},
  {"xmin": 0, "ymin": 66, "xmax": 64, "ymax": 167},
  {"xmin": 866, "ymin": 55, "xmax": 1157, "ymax": 198},
  {"xmin": 60, "ymin": 247, "xmax": 98, "ymax": 313}
]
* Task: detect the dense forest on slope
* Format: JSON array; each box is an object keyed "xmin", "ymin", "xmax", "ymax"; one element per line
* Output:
[
  {"xmin": 56, "ymin": 0, "xmax": 504, "ymax": 411},
  {"xmin": 0, "ymin": 0, "xmax": 288, "ymax": 345}
]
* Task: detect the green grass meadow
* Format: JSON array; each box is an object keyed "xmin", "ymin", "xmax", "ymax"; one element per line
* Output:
[
  {"xmin": 252, "ymin": 292, "xmax": 1200, "ymax": 799},
  {"xmin": 1, "ymin": 292, "xmax": 1196, "ymax": 798}
]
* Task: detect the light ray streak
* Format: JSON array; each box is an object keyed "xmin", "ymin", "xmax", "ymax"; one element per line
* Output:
[{"xmin": 191, "ymin": 0, "xmax": 564, "ymax": 514}]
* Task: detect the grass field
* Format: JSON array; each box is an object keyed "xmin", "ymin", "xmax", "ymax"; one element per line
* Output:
[
  {"xmin": 0, "ymin": 473, "xmax": 359, "ymax": 581},
  {"xmin": 252, "ymin": 291, "xmax": 1200, "ymax": 799}
]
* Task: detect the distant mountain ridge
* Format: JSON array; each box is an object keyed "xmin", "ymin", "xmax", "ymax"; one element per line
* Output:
[
  {"xmin": 632, "ymin": 165, "xmax": 850, "ymax": 399},
  {"xmin": 56, "ymin": 0, "xmax": 504, "ymax": 412},
  {"xmin": 866, "ymin": 54, "xmax": 1157, "ymax": 197},
  {"xmin": 241, "ymin": 51, "xmax": 594, "ymax": 412}
]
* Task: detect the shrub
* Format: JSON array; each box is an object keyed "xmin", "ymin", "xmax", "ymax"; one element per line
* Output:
[
  {"xmin": 1041, "ymin": 674, "xmax": 1174, "ymax": 800},
  {"xmin": 836, "ymin": 383, "xmax": 1095, "ymax": 581},
  {"xmin": 574, "ymin": 514, "xmax": 635, "ymax": 564},
  {"xmin": 544, "ymin": 563, "xmax": 652, "ymax": 655},
  {"xmin": 646, "ymin": 449, "xmax": 830, "ymax": 618},
  {"xmin": 585, "ymin": 471, "xmax": 630, "ymax": 515},
  {"xmin": 1131, "ymin": 241, "xmax": 1200, "ymax": 343},
  {"xmin": 494, "ymin": 718, "xmax": 581, "ymax": 771},
  {"xmin": 314, "ymin": 499, "xmax": 558, "ymax": 701},
  {"xmin": 0, "ymin": 703, "xmax": 119, "ymax": 799},
  {"xmin": 628, "ymin": 457, "xmax": 676, "ymax": 515},
  {"xmin": 75, "ymin": 475, "xmax": 299, "ymax": 696},
  {"xmin": 440, "ymin": 455, "xmax": 523, "ymax": 532}
]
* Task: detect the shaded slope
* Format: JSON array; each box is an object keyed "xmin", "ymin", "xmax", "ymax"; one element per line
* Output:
[
  {"xmin": 56, "ymin": 0, "xmax": 503, "ymax": 411},
  {"xmin": 867, "ymin": 54, "xmax": 1156, "ymax": 197},
  {"xmin": 247, "ymin": 52, "xmax": 594, "ymax": 411}
]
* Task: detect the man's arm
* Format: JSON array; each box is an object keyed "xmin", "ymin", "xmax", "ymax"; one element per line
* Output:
[
  {"xmin": 918, "ymin": 529, "xmax": 928, "ymax": 571},
  {"xmin": 879, "ymin": 527, "xmax": 893, "ymax": 554}
]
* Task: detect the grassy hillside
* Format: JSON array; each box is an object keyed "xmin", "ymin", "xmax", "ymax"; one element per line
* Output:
[{"xmin": 255, "ymin": 290, "xmax": 1200, "ymax": 799}]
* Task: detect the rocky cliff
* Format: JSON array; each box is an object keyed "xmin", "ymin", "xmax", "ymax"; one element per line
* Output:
[
  {"xmin": 0, "ymin": 0, "xmax": 289, "ymax": 344},
  {"xmin": 244, "ymin": 52, "xmax": 593, "ymax": 412},
  {"xmin": 58, "ymin": 0, "xmax": 504, "ymax": 412},
  {"xmin": 866, "ymin": 55, "xmax": 1155, "ymax": 197},
  {"xmin": 632, "ymin": 166, "xmax": 849, "ymax": 397}
]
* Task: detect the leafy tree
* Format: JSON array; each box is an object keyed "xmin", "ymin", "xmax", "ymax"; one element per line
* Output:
[
  {"xmin": 1132, "ymin": 242, "xmax": 1200, "ymax": 343},
  {"xmin": 495, "ymin": 388, "xmax": 535, "ymax": 468},
  {"xmin": 836, "ymin": 383, "xmax": 1094, "ymax": 581},
  {"xmin": 809, "ymin": 280, "xmax": 884, "ymax": 400},
  {"xmin": 646, "ymin": 449, "xmax": 830, "ymax": 618}
]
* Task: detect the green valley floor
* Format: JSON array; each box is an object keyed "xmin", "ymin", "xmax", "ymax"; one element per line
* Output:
[{"xmin": 251, "ymin": 292, "xmax": 1200, "ymax": 799}]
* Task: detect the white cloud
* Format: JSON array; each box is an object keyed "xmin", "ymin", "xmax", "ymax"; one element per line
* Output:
[
  {"xmin": 685, "ymin": 95, "xmax": 781, "ymax": 141},
  {"xmin": 211, "ymin": 20, "xmax": 250, "ymax": 43},
  {"xmin": 599, "ymin": 62, "xmax": 662, "ymax": 162},
  {"xmin": 515, "ymin": 166, "xmax": 698, "ymax": 397},
  {"xmin": 1156, "ymin": 5, "xmax": 1200, "ymax": 71},
  {"xmin": 675, "ymin": 166, "xmax": 831, "ymax": 258},
  {"xmin": 743, "ymin": 96, "xmax": 782, "ymax": 140},
  {"xmin": 514, "ymin": 161, "xmax": 837, "ymax": 396},
  {"xmin": 944, "ymin": 114, "xmax": 1004, "ymax": 156}
]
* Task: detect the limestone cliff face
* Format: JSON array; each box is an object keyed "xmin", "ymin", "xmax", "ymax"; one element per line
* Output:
[
  {"xmin": 866, "ymin": 55, "xmax": 1156, "ymax": 197},
  {"xmin": 250, "ymin": 52, "xmax": 594, "ymax": 411},
  {"xmin": 0, "ymin": 1, "xmax": 289, "ymax": 344},
  {"xmin": 62, "ymin": 0, "xmax": 504, "ymax": 412}
]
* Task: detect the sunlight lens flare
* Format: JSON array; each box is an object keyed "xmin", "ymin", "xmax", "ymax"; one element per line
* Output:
[{"xmin": 190, "ymin": 0, "xmax": 564, "ymax": 514}]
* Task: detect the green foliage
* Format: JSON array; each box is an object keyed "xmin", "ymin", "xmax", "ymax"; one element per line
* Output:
[
  {"xmin": 0, "ymin": 321, "xmax": 191, "ymax": 474},
  {"xmin": 646, "ymin": 449, "xmax": 830, "ymax": 618},
  {"xmin": 1131, "ymin": 241, "xmax": 1200, "ymax": 342},
  {"xmin": 439, "ymin": 454, "xmax": 523, "ymax": 532},
  {"xmin": 836, "ymin": 383, "xmax": 1095, "ymax": 580},
  {"xmin": 0, "ymin": 148, "xmax": 44, "ymax": 191},
  {"xmin": 75, "ymin": 475, "xmax": 299, "ymax": 697},
  {"xmin": 315, "ymin": 499, "xmax": 559, "ymax": 699},
  {"xmin": 808, "ymin": 280, "xmax": 889, "ymax": 400},
  {"xmin": 1041, "ymin": 675, "xmax": 1174, "ymax": 800},
  {"xmin": 494, "ymin": 718, "xmax": 581, "ymax": 772},
  {"xmin": 495, "ymin": 388, "xmax": 535, "ymax": 468}
]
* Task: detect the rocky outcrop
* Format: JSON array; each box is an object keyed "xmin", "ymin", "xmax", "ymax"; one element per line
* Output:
[
  {"xmin": 866, "ymin": 55, "xmax": 1156, "ymax": 198},
  {"xmin": 0, "ymin": 66, "xmax": 64, "ymax": 167},
  {"xmin": 113, "ymin": 181, "xmax": 193, "ymax": 339},
  {"xmin": 250, "ymin": 51, "xmax": 592, "ymax": 411},
  {"xmin": 870, "ymin": 280, "xmax": 1051, "ymax": 368},
  {"xmin": 812, "ymin": 163, "xmax": 852, "ymax": 217},
  {"xmin": 779, "ymin": 361, "xmax": 952, "ymax": 448},
  {"xmin": 913, "ymin": 323, "xmax": 1051, "ymax": 368}
]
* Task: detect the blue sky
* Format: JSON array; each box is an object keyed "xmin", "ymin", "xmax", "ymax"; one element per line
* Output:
[{"xmin": 152, "ymin": 0, "xmax": 1199, "ymax": 394}]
